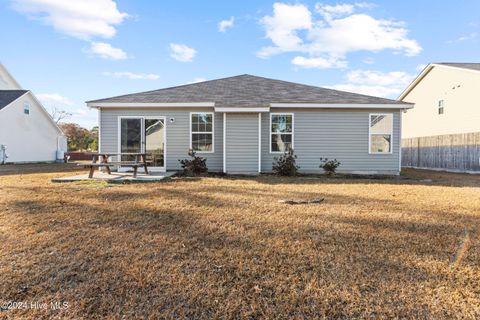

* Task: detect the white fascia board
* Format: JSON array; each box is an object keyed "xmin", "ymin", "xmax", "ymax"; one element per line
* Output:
[
  {"xmin": 397, "ymin": 64, "xmax": 434, "ymax": 101},
  {"xmin": 395, "ymin": 63, "xmax": 480, "ymax": 101},
  {"xmin": 87, "ymin": 102, "xmax": 215, "ymax": 108},
  {"xmin": 27, "ymin": 91, "xmax": 64, "ymax": 135},
  {"xmin": 215, "ymin": 107, "xmax": 270, "ymax": 112},
  {"xmin": 431, "ymin": 63, "xmax": 480, "ymax": 75},
  {"xmin": 270, "ymin": 103, "xmax": 413, "ymax": 109}
]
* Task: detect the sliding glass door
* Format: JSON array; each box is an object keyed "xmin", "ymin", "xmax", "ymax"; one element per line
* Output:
[
  {"xmin": 144, "ymin": 118, "xmax": 165, "ymax": 169},
  {"xmin": 119, "ymin": 117, "xmax": 165, "ymax": 171},
  {"xmin": 120, "ymin": 118, "xmax": 142, "ymax": 161}
]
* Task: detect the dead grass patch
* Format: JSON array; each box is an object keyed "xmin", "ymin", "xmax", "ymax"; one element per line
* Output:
[{"xmin": 0, "ymin": 166, "xmax": 479, "ymax": 318}]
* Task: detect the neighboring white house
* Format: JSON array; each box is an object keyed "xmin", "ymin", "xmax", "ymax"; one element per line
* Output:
[
  {"xmin": 0, "ymin": 63, "xmax": 66, "ymax": 163},
  {"xmin": 399, "ymin": 63, "xmax": 480, "ymax": 172}
]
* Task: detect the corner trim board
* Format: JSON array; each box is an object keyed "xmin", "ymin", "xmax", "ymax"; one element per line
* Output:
[
  {"xmin": 223, "ymin": 112, "xmax": 226, "ymax": 173},
  {"xmin": 258, "ymin": 113, "xmax": 261, "ymax": 173}
]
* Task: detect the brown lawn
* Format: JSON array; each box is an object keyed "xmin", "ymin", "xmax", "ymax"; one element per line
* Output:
[{"xmin": 0, "ymin": 165, "xmax": 479, "ymax": 319}]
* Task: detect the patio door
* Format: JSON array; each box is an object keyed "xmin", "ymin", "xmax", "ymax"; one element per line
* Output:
[
  {"xmin": 144, "ymin": 118, "xmax": 165, "ymax": 170},
  {"xmin": 119, "ymin": 117, "xmax": 166, "ymax": 172}
]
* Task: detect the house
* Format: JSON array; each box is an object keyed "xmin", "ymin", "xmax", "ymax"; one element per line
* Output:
[
  {"xmin": 399, "ymin": 63, "xmax": 480, "ymax": 172},
  {"xmin": 0, "ymin": 63, "xmax": 66, "ymax": 163},
  {"xmin": 87, "ymin": 74, "xmax": 412, "ymax": 175}
]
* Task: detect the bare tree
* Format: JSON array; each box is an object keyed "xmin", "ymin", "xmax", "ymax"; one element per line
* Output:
[{"xmin": 50, "ymin": 107, "xmax": 72, "ymax": 124}]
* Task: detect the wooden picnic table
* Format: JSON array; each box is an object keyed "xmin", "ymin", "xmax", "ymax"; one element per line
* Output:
[{"xmin": 80, "ymin": 152, "xmax": 150, "ymax": 178}]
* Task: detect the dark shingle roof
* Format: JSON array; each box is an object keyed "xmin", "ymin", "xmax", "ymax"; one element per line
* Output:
[
  {"xmin": 87, "ymin": 74, "xmax": 408, "ymax": 107},
  {"xmin": 437, "ymin": 63, "xmax": 480, "ymax": 72},
  {"xmin": 0, "ymin": 90, "xmax": 28, "ymax": 110}
]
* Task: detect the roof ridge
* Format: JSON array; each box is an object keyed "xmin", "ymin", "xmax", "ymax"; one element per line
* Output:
[{"xmin": 86, "ymin": 74, "xmax": 252, "ymax": 103}]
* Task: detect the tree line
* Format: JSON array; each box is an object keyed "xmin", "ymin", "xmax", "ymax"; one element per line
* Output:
[{"xmin": 59, "ymin": 123, "xmax": 98, "ymax": 152}]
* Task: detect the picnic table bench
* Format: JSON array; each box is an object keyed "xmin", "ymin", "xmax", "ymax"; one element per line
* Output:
[{"xmin": 79, "ymin": 153, "xmax": 151, "ymax": 178}]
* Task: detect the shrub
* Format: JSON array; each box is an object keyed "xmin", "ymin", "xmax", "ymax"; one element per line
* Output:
[
  {"xmin": 319, "ymin": 157, "xmax": 341, "ymax": 176},
  {"xmin": 272, "ymin": 148, "xmax": 300, "ymax": 176},
  {"xmin": 179, "ymin": 150, "xmax": 208, "ymax": 176}
]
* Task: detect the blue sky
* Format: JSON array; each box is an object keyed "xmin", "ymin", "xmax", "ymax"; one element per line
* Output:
[{"xmin": 1, "ymin": 0, "xmax": 479, "ymax": 128}]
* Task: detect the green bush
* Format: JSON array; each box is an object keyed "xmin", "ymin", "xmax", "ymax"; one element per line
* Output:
[
  {"xmin": 179, "ymin": 150, "xmax": 208, "ymax": 176},
  {"xmin": 319, "ymin": 157, "xmax": 341, "ymax": 176},
  {"xmin": 272, "ymin": 148, "xmax": 300, "ymax": 176}
]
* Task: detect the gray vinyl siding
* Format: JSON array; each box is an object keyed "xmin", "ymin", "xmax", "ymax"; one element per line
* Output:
[
  {"xmin": 225, "ymin": 113, "xmax": 259, "ymax": 174},
  {"xmin": 99, "ymin": 108, "xmax": 224, "ymax": 172},
  {"xmin": 261, "ymin": 109, "xmax": 401, "ymax": 174},
  {"xmin": 99, "ymin": 108, "xmax": 401, "ymax": 175}
]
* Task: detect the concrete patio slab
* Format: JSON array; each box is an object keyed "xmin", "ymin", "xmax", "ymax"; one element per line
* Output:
[{"xmin": 52, "ymin": 171, "xmax": 176, "ymax": 183}]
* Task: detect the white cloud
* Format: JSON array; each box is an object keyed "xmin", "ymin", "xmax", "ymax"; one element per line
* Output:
[
  {"xmin": 291, "ymin": 56, "xmax": 347, "ymax": 69},
  {"xmin": 315, "ymin": 2, "xmax": 375, "ymax": 19},
  {"xmin": 103, "ymin": 71, "xmax": 159, "ymax": 80},
  {"xmin": 12, "ymin": 0, "xmax": 128, "ymax": 40},
  {"xmin": 258, "ymin": 2, "xmax": 421, "ymax": 68},
  {"xmin": 187, "ymin": 77, "xmax": 207, "ymax": 84},
  {"xmin": 346, "ymin": 69, "xmax": 414, "ymax": 86},
  {"xmin": 169, "ymin": 43, "xmax": 197, "ymax": 62},
  {"xmin": 447, "ymin": 32, "xmax": 477, "ymax": 43},
  {"xmin": 315, "ymin": 3, "xmax": 355, "ymax": 19},
  {"xmin": 327, "ymin": 69, "xmax": 416, "ymax": 98},
  {"xmin": 218, "ymin": 16, "xmax": 235, "ymax": 32},
  {"xmin": 308, "ymin": 14, "xmax": 421, "ymax": 57},
  {"xmin": 87, "ymin": 42, "xmax": 127, "ymax": 60},
  {"xmin": 257, "ymin": 3, "xmax": 312, "ymax": 58},
  {"xmin": 37, "ymin": 93, "xmax": 73, "ymax": 106}
]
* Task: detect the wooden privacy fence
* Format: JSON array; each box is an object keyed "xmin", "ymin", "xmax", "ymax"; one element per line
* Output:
[{"xmin": 402, "ymin": 132, "xmax": 480, "ymax": 172}]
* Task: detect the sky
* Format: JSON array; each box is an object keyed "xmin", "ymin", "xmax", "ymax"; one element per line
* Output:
[{"xmin": 1, "ymin": 0, "xmax": 479, "ymax": 128}]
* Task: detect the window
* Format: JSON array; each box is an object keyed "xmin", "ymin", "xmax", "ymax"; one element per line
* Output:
[
  {"xmin": 23, "ymin": 102, "xmax": 30, "ymax": 115},
  {"xmin": 271, "ymin": 113, "xmax": 293, "ymax": 152},
  {"xmin": 190, "ymin": 112, "xmax": 214, "ymax": 152},
  {"xmin": 369, "ymin": 114, "xmax": 393, "ymax": 154},
  {"xmin": 438, "ymin": 100, "xmax": 444, "ymax": 115}
]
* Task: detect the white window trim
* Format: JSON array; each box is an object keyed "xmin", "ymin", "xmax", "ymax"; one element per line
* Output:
[
  {"xmin": 368, "ymin": 113, "xmax": 393, "ymax": 155},
  {"xmin": 190, "ymin": 112, "xmax": 215, "ymax": 154},
  {"xmin": 117, "ymin": 116, "xmax": 167, "ymax": 172},
  {"xmin": 270, "ymin": 112, "xmax": 294, "ymax": 154}
]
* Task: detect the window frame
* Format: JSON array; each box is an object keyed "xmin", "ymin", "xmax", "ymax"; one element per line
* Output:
[
  {"xmin": 368, "ymin": 113, "xmax": 393, "ymax": 155},
  {"xmin": 270, "ymin": 112, "xmax": 294, "ymax": 154},
  {"xmin": 189, "ymin": 112, "xmax": 215, "ymax": 153},
  {"xmin": 23, "ymin": 102, "xmax": 30, "ymax": 115},
  {"xmin": 438, "ymin": 99, "xmax": 444, "ymax": 115}
]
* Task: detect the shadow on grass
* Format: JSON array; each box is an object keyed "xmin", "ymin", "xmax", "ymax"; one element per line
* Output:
[{"xmin": 0, "ymin": 163, "xmax": 83, "ymax": 176}]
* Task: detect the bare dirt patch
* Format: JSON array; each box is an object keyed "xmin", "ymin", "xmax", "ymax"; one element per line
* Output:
[{"xmin": 0, "ymin": 165, "xmax": 479, "ymax": 319}]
